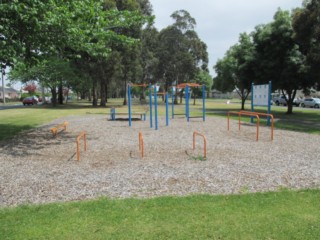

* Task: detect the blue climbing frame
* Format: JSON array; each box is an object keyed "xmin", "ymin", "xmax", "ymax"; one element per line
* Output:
[{"xmin": 171, "ymin": 83, "xmax": 206, "ymax": 122}]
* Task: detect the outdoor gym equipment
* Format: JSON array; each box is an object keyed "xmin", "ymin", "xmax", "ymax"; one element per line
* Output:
[
  {"xmin": 139, "ymin": 132, "xmax": 144, "ymax": 158},
  {"xmin": 172, "ymin": 83, "xmax": 206, "ymax": 122},
  {"xmin": 127, "ymin": 83, "xmax": 170, "ymax": 130},
  {"xmin": 76, "ymin": 132, "xmax": 87, "ymax": 161},
  {"xmin": 228, "ymin": 111, "xmax": 260, "ymax": 141},
  {"xmin": 193, "ymin": 131, "xmax": 207, "ymax": 158},
  {"xmin": 50, "ymin": 121, "xmax": 68, "ymax": 137},
  {"xmin": 240, "ymin": 110, "xmax": 274, "ymax": 140}
]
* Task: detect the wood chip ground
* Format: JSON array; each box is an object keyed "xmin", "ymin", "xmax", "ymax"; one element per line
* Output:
[{"xmin": 0, "ymin": 115, "xmax": 319, "ymax": 207}]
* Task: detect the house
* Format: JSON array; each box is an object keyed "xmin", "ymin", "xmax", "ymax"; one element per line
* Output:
[{"xmin": 0, "ymin": 87, "xmax": 20, "ymax": 100}]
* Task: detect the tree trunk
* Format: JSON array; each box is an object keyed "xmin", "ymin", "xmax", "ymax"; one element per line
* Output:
[
  {"xmin": 51, "ymin": 88, "xmax": 57, "ymax": 107},
  {"xmin": 100, "ymin": 77, "xmax": 106, "ymax": 107},
  {"xmin": 92, "ymin": 80, "xmax": 98, "ymax": 106},
  {"xmin": 241, "ymin": 97, "xmax": 245, "ymax": 110},
  {"xmin": 58, "ymin": 83, "xmax": 63, "ymax": 104},
  {"xmin": 123, "ymin": 78, "xmax": 127, "ymax": 105}
]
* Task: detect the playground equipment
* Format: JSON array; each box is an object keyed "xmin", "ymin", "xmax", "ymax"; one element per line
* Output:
[
  {"xmin": 193, "ymin": 131, "xmax": 207, "ymax": 158},
  {"xmin": 76, "ymin": 132, "xmax": 87, "ymax": 161},
  {"xmin": 172, "ymin": 83, "xmax": 206, "ymax": 122},
  {"xmin": 228, "ymin": 111, "xmax": 260, "ymax": 141},
  {"xmin": 240, "ymin": 110, "xmax": 274, "ymax": 140},
  {"xmin": 139, "ymin": 132, "xmax": 144, "ymax": 158},
  {"xmin": 110, "ymin": 108, "xmax": 146, "ymax": 121},
  {"xmin": 127, "ymin": 83, "xmax": 170, "ymax": 130},
  {"xmin": 50, "ymin": 121, "xmax": 68, "ymax": 137}
]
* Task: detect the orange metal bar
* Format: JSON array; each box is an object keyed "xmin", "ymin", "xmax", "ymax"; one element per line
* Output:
[
  {"xmin": 139, "ymin": 132, "xmax": 144, "ymax": 158},
  {"xmin": 76, "ymin": 132, "xmax": 87, "ymax": 161},
  {"xmin": 50, "ymin": 121, "xmax": 68, "ymax": 136},
  {"xmin": 228, "ymin": 111, "xmax": 260, "ymax": 141},
  {"xmin": 240, "ymin": 110, "xmax": 274, "ymax": 140},
  {"xmin": 193, "ymin": 131, "xmax": 207, "ymax": 158}
]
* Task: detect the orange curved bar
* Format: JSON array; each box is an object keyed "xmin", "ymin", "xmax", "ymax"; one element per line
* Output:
[
  {"xmin": 76, "ymin": 132, "xmax": 87, "ymax": 161},
  {"xmin": 193, "ymin": 131, "xmax": 207, "ymax": 158},
  {"xmin": 240, "ymin": 110, "xmax": 274, "ymax": 140},
  {"xmin": 139, "ymin": 132, "xmax": 144, "ymax": 158},
  {"xmin": 176, "ymin": 83, "xmax": 202, "ymax": 89},
  {"xmin": 228, "ymin": 111, "xmax": 260, "ymax": 141}
]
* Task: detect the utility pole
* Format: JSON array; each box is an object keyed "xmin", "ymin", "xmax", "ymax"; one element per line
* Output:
[{"xmin": 1, "ymin": 65, "xmax": 5, "ymax": 104}]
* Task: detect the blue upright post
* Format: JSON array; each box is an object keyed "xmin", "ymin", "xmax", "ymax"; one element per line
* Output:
[
  {"xmin": 267, "ymin": 81, "xmax": 272, "ymax": 126},
  {"xmin": 154, "ymin": 86, "xmax": 158, "ymax": 130},
  {"xmin": 149, "ymin": 84, "xmax": 153, "ymax": 128},
  {"xmin": 202, "ymin": 85, "xmax": 206, "ymax": 122},
  {"xmin": 251, "ymin": 82, "xmax": 254, "ymax": 123},
  {"xmin": 186, "ymin": 85, "xmax": 190, "ymax": 122},
  {"xmin": 165, "ymin": 92, "xmax": 169, "ymax": 126},
  {"xmin": 172, "ymin": 87, "xmax": 175, "ymax": 119},
  {"xmin": 128, "ymin": 85, "xmax": 132, "ymax": 127}
]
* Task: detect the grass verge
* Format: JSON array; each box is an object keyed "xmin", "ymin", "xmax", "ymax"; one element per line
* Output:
[{"xmin": 1, "ymin": 189, "xmax": 319, "ymax": 239}]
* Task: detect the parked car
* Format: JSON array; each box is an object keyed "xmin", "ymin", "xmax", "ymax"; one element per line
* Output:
[
  {"xmin": 273, "ymin": 95, "xmax": 300, "ymax": 106},
  {"xmin": 22, "ymin": 97, "xmax": 38, "ymax": 105},
  {"xmin": 300, "ymin": 98, "xmax": 320, "ymax": 108}
]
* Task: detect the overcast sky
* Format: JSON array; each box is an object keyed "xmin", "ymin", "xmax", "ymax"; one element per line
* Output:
[{"xmin": 149, "ymin": 0, "xmax": 303, "ymax": 76}]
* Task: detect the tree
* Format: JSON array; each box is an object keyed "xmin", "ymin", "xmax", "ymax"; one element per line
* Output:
[
  {"xmin": 253, "ymin": 9, "xmax": 309, "ymax": 114},
  {"xmin": 23, "ymin": 83, "xmax": 37, "ymax": 94},
  {"xmin": 292, "ymin": 0, "xmax": 320, "ymax": 90},
  {"xmin": 214, "ymin": 33, "xmax": 256, "ymax": 110}
]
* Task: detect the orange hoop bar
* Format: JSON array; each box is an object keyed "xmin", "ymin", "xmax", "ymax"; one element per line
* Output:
[
  {"xmin": 76, "ymin": 132, "xmax": 87, "ymax": 161},
  {"xmin": 139, "ymin": 132, "xmax": 144, "ymax": 158},
  {"xmin": 240, "ymin": 110, "xmax": 274, "ymax": 140},
  {"xmin": 193, "ymin": 131, "xmax": 207, "ymax": 158},
  {"xmin": 228, "ymin": 111, "xmax": 260, "ymax": 141},
  {"xmin": 50, "ymin": 121, "xmax": 68, "ymax": 136},
  {"xmin": 176, "ymin": 83, "xmax": 201, "ymax": 89}
]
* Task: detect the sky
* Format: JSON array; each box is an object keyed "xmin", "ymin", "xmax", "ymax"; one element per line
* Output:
[{"xmin": 149, "ymin": 0, "xmax": 303, "ymax": 77}]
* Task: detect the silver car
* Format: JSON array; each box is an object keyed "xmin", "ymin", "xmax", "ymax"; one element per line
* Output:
[{"xmin": 300, "ymin": 98, "xmax": 320, "ymax": 108}]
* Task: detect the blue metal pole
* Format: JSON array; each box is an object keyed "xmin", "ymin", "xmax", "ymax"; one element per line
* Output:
[
  {"xmin": 202, "ymin": 85, "xmax": 206, "ymax": 122},
  {"xmin": 154, "ymin": 86, "xmax": 158, "ymax": 130},
  {"xmin": 267, "ymin": 81, "xmax": 272, "ymax": 126},
  {"xmin": 166, "ymin": 92, "xmax": 169, "ymax": 126},
  {"xmin": 251, "ymin": 82, "xmax": 254, "ymax": 123},
  {"xmin": 172, "ymin": 86, "xmax": 174, "ymax": 119},
  {"xmin": 186, "ymin": 85, "xmax": 189, "ymax": 122},
  {"xmin": 128, "ymin": 85, "xmax": 132, "ymax": 127},
  {"xmin": 149, "ymin": 84, "xmax": 153, "ymax": 128}
]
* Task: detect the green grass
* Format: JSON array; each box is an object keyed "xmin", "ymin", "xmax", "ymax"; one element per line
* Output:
[
  {"xmin": 1, "ymin": 189, "xmax": 319, "ymax": 239},
  {"xmin": 1, "ymin": 98, "xmax": 319, "ymax": 141}
]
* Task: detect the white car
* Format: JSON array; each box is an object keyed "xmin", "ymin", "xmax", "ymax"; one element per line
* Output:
[{"xmin": 300, "ymin": 98, "xmax": 320, "ymax": 108}]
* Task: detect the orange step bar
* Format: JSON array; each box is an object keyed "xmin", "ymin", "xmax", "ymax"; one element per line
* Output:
[
  {"xmin": 193, "ymin": 131, "xmax": 207, "ymax": 158},
  {"xmin": 76, "ymin": 132, "xmax": 87, "ymax": 161},
  {"xmin": 240, "ymin": 110, "xmax": 274, "ymax": 140},
  {"xmin": 228, "ymin": 111, "xmax": 260, "ymax": 141}
]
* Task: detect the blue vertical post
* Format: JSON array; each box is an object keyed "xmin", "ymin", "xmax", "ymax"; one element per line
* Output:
[
  {"xmin": 267, "ymin": 81, "xmax": 272, "ymax": 126},
  {"xmin": 202, "ymin": 85, "xmax": 206, "ymax": 122},
  {"xmin": 186, "ymin": 85, "xmax": 190, "ymax": 122},
  {"xmin": 154, "ymin": 86, "xmax": 158, "ymax": 130},
  {"xmin": 128, "ymin": 85, "xmax": 132, "ymax": 127},
  {"xmin": 251, "ymin": 82, "xmax": 254, "ymax": 123},
  {"xmin": 165, "ymin": 92, "xmax": 169, "ymax": 126},
  {"xmin": 172, "ymin": 87, "xmax": 175, "ymax": 119},
  {"xmin": 149, "ymin": 84, "xmax": 153, "ymax": 128}
]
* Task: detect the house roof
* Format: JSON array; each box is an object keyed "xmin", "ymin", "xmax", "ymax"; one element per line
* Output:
[{"xmin": 0, "ymin": 87, "xmax": 20, "ymax": 93}]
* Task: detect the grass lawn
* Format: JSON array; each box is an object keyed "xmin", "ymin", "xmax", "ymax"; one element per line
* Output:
[
  {"xmin": 1, "ymin": 189, "xmax": 319, "ymax": 239},
  {"xmin": 1, "ymin": 98, "xmax": 319, "ymax": 239}
]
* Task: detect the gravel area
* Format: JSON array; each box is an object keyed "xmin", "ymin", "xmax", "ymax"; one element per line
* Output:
[{"xmin": 1, "ymin": 115, "xmax": 319, "ymax": 207}]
